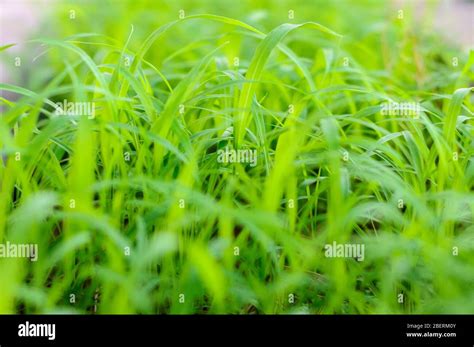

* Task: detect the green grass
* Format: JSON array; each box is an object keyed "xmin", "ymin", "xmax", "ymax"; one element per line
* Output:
[{"xmin": 0, "ymin": 0, "xmax": 473, "ymax": 314}]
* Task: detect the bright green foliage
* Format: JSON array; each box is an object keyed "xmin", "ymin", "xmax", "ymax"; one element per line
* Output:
[{"xmin": 0, "ymin": 0, "xmax": 473, "ymax": 314}]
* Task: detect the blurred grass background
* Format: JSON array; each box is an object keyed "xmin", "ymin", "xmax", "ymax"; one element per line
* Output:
[{"xmin": 0, "ymin": 0, "xmax": 473, "ymax": 314}]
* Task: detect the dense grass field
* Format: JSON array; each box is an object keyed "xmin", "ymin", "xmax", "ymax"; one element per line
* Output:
[{"xmin": 0, "ymin": 0, "xmax": 473, "ymax": 314}]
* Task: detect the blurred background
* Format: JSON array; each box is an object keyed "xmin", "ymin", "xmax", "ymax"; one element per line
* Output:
[{"xmin": 1, "ymin": 0, "xmax": 473, "ymax": 86}]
